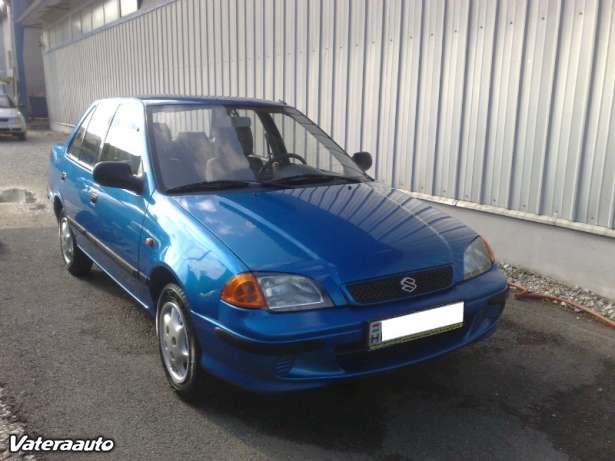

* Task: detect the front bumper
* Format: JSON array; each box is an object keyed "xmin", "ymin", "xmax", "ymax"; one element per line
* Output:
[
  {"xmin": 0, "ymin": 127, "xmax": 25, "ymax": 134},
  {"xmin": 191, "ymin": 267, "xmax": 508, "ymax": 392},
  {"xmin": 0, "ymin": 120, "xmax": 26, "ymax": 134}
]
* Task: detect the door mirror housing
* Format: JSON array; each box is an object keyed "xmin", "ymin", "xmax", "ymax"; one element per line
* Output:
[
  {"xmin": 352, "ymin": 151, "xmax": 372, "ymax": 172},
  {"xmin": 93, "ymin": 161, "xmax": 144, "ymax": 193}
]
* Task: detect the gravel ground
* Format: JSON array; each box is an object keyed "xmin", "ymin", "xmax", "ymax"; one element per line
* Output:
[
  {"xmin": 501, "ymin": 263, "xmax": 615, "ymax": 321},
  {"xmin": 0, "ymin": 388, "xmax": 36, "ymax": 461},
  {"xmin": 1, "ymin": 131, "xmax": 60, "ymax": 461},
  {"xmin": 0, "ymin": 131, "xmax": 64, "ymax": 230}
]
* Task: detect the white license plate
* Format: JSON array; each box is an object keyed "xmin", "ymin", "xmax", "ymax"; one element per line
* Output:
[{"xmin": 368, "ymin": 302, "xmax": 464, "ymax": 349}]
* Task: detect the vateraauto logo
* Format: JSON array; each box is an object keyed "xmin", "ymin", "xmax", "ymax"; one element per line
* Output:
[{"xmin": 9, "ymin": 434, "xmax": 114, "ymax": 453}]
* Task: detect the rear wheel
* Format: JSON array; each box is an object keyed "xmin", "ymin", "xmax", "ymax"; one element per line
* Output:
[
  {"xmin": 157, "ymin": 283, "xmax": 207, "ymax": 399},
  {"xmin": 17, "ymin": 132, "xmax": 26, "ymax": 141},
  {"xmin": 59, "ymin": 215, "xmax": 92, "ymax": 276}
]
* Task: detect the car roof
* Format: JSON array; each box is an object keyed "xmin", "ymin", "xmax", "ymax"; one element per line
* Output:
[{"xmin": 93, "ymin": 96, "xmax": 287, "ymax": 107}]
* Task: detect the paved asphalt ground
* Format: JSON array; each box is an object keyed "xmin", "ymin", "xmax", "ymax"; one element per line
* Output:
[{"xmin": 0, "ymin": 131, "xmax": 614, "ymax": 460}]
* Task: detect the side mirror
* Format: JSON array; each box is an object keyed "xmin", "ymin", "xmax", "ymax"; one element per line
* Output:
[
  {"xmin": 352, "ymin": 151, "xmax": 372, "ymax": 172},
  {"xmin": 93, "ymin": 161, "xmax": 143, "ymax": 193}
]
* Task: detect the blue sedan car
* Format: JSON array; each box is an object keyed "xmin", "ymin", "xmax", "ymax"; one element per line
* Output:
[{"xmin": 48, "ymin": 97, "xmax": 508, "ymax": 397}]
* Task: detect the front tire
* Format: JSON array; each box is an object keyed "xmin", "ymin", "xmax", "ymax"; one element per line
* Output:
[
  {"xmin": 157, "ymin": 283, "xmax": 206, "ymax": 399},
  {"xmin": 59, "ymin": 215, "xmax": 92, "ymax": 276},
  {"xmin": 17, "ymin": 132, "xmax": 26, "ymax": 141}
]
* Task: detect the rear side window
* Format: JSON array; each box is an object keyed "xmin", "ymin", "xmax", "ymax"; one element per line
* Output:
[
  {"xmin": 68, "ymin": 108, "xmax": 95, "ymax": 160},
  {"xmin": 100, "ymin": 102, "xmax": 145, "ymax": 174},
  {"xmin": 78, "ymin": 102, "xmax": 118, "ymax": 167}
]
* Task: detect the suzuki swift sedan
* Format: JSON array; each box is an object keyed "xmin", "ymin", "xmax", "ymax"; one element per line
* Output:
[{"xmin": 48, "ymin": 97, "xmax": 508, "ymax": 397}]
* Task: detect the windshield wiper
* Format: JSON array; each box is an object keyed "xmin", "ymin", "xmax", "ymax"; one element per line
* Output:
[
  {"xmin": 166, "ymin": 180, "xmax": 263, "ymax": 194},
  {"xmin": 262, "ymin": 174, "xmax": 363, "ymax": 186}
]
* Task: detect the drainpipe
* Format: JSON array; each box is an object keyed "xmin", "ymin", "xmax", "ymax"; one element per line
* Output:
[{"xmin": 10, "ymin": 0, "xmax": 28, "ymax": 118}]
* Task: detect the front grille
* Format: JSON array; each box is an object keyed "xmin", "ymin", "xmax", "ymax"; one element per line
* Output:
[
  {"xmin": 0, "ymin": 118, "xmax": 8, "ymax": 123},
  {"xmin": 346, "ymin": 266, "xmax": 453, "ymax": 304}
]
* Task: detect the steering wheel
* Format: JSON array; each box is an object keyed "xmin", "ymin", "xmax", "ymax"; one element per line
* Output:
[{"xmin": 258, "ymin": 153, "xmax": 307, "ymax": 176}]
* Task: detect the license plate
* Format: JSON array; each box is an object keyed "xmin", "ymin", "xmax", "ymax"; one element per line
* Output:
[{"xmin": 368, "ymin": 302, "xmax": 464, "ymax": 350}]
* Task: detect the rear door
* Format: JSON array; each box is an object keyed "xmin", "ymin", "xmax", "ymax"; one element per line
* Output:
[
  {"xmin": 89, "ymin": 101, "xmax": 150, "ymax": 299},
  {"xmin": 61, "ymin": 101, "xmax": 118, "ymax": 256}
]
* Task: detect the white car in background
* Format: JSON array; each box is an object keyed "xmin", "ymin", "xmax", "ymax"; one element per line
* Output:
[{"xmin": 0, "ymin": 95, "xmax": 27, "ymax": 141}]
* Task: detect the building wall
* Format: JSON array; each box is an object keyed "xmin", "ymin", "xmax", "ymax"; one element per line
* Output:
[
  {"xmin": 22, "ymin": 26, "xmax": 47, "ymax": 116},
  {"xmin": 433, "ymin": 201, "xmax": 615, "ymax": 300},
  {"xmin": 0, "ymin": 5, "xmax": 12, "ymax": 81},
  {"xmin": 39, "ymin": 0, "xmax": 615, "ymax": 295},
  {"xmin": 41, "ymin": 0, "xmax": 615, "ymax": 234}
]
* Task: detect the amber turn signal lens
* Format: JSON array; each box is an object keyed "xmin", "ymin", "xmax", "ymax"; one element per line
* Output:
[
  {"xmin": 220, "ymin": 273, "xmax": 267, "ymax": 309},
  {"xmin": 481, "ymin": 236, "xmax": 496, "ymax": 263}
]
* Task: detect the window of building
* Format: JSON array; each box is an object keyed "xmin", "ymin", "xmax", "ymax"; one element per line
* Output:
[
  {"xmin": 41, "ymin": 30, "xmax": 49, "ymax": 50},
  {"xmin": 81, "ymin": 6, "xmax": 93, "ymax": 34},
  {"xmin": 100, "ymin": 103, "xmax": 145, "ymax": 174},
  {"xmin": 71, "ymin": 13, "xmax": 82, "ymax": 37},
  {"xmin": 120, "ymin": 0, "xmax": 140, "ymax": 17},
  {"xmin": 104, "ymin": 0, "xmax": 119, "ymax": 24},
  {"xmin": 62, "ymin": 17, "xmax": 72, "ymax": 42},
  {"xmin": 46, "ymin": 0, "xmax": 143, "ymax": 50},
  {"xmin": 92, "ymin": 3, "xmax": 105, "ymax": 30}
]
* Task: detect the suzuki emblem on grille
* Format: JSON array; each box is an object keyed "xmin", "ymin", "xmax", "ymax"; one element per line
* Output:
[{"xmin": 400, "ymin": 276, "xmax": 418, "ymax": 294}]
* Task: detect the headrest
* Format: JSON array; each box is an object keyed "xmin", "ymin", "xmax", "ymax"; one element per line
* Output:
[
  {"xmin": 235, "ymin": 126, "xmax": 253, "ymax": 156},
  {"xmin": 231, "ymin": 116, "xmax": 251, "ymax": 128},
  {"xmin": 152, "ymin": 122, "xmax": 172, "ymax": 142}
]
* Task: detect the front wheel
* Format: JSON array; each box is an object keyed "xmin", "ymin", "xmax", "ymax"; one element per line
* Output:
[
  {"xmin": 157, "ymin": 283, "xmax": 207, "ymax": 399},
  {"xmin": 59, "ymin": 215, "xmax": 92, "ymax": 276}
]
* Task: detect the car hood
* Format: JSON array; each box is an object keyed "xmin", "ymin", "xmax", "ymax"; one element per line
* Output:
[
  {"xmin": 0, "ymin": 108, "xmax": 19, "ymax": 118},
  {"xmin": 172, "ymin": 182, "xmax": 476, "ymax": 284}
]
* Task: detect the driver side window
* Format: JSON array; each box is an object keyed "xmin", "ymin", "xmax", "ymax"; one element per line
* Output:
[{"xmin": 100, "ymin": 102, "xmax": 145, "ymax": 174}]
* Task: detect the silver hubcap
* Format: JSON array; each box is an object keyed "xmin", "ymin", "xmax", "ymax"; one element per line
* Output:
[
  {"xmin": 159, "ymin": 301, "xmax": 190, "ymax": 384},
  {"xmin": 59, "ymin": 218, "xmax": 74, "ymax": 265}
]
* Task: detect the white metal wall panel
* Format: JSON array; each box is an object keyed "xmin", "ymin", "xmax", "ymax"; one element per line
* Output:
[
  {"xmin": 578, "ymin": 0, "xmax": 615, "ymax": 228},
  {"xmin": 482, "ymin": 0, "xmax": 528, "ymax": 209},
  {"xmin": 434, "ymin": 0, "xmax": 470, "ymax": 198},
  {"xmin": 392, "ymin": 0, "xmax": 423, "ymax": 192},
  {"xmin": 42, "ymin": 0, "xmax": 615, "ymax": 232}
]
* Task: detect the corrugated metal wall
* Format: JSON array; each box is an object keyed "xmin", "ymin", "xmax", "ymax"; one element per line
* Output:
[{"xmin": 42, "ymin": 0, "xmax": 615, "ymax": 231}]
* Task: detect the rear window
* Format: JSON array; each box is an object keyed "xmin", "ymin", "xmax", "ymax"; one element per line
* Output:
[
  {"xmin": 69, "ymin": 102, "xmax": 118, "ymax": 167},
  {"xmin": 68, "ymin": 108, "xmax": 96, "ymax": 161},
  {"xmin": 0, "ymin": 95, "xmax": 15, "ymax": 108},
  {"xmin": 80, "ymin": 102, "xmax": 118, "ymax": 166}
]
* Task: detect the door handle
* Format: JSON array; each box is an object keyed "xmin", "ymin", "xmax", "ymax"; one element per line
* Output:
[
  {"xmin": 60, "ymin": 171, "xmax": 67, "ymax": 181},
  {"xmin": 89, "ymin": 192, "xmax": 98, "ymax": 204}
]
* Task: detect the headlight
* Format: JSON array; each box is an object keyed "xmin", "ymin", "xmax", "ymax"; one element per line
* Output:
[
  {"xmin": 220, "ymin": 272, "xmax": 332, "ymax": 311},
  {"xmin": 463, "ymin": 237, "xmax": 495, "ymax": 280},
  {"xmin": 11, "ymin": 115, "xmax": 25, "ymax": 125},
  {"xmin": 256, "ymin": 273, "xmax": 332, "ymax": 311}
]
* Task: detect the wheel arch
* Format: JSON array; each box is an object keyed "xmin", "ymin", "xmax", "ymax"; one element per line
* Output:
[
  {"xmin": 149, "ymin": 264, "xmax": 181, "ymax": 308},
  {"xmin": 149, "ymin": 264, "xmax": 183, "ymax": 334},
  {"xmin": 52, "ymin": 195, "xmax": 63, "ymax": 222}
]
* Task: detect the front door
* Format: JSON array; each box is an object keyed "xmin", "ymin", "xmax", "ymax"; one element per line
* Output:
[{"xmin": 90, "ymin": 101, "xmax": 150, "ymax": 302}]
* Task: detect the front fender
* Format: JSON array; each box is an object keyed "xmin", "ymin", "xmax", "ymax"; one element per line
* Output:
[{"xmin": 140, "ymin": 192, "xmax": 248, "ymax": 319}]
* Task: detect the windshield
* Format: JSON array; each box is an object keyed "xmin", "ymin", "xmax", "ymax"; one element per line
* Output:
[
  {"xmin": 147, "ymin": 104, "xmax": 369, "ymax": 191},
  {"xmin": 0, "ymin": 96, "xmax": 15, "ymax": 109}
]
